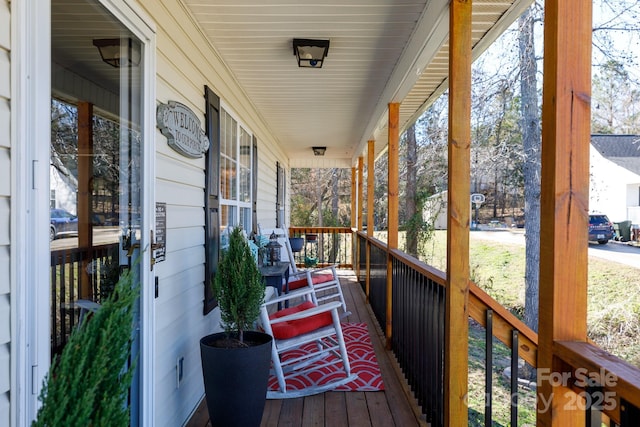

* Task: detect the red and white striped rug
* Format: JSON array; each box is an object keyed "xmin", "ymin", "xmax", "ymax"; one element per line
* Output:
[{"xmin": 267, "ymin": 322, "xmax": 384, "ymax": 393}]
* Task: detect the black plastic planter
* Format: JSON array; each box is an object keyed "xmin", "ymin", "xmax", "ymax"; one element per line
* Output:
[{"xmin": 200, "ymin": 331, "xmax": 273, "ymax": 427}]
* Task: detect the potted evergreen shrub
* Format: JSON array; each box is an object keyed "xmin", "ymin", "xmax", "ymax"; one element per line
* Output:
[{"xmin": 200, "ymin": 227, "xmax": 273, "ymax": 427}]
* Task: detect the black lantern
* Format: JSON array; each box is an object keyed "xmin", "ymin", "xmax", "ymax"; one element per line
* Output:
[
  {"xmin": 312, "ymin": 146, "xmax": 326, "ymax": 156},
  {"xmin": 293, "ymin": 38, "xmax": 330, "ymax": 68},
  {"xmin": 266, "ymin": 232, "xmax": 282, "ymax": 266}
]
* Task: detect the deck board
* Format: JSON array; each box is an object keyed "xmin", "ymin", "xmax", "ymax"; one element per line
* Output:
[
  {"xmin": 345, "ymin": 392, "xmax": 370, "ymax": 426},
  {"xmin": 365, "ymin": 391, "xmax": 395, "ymax": 427},
  {"xmin": 279, "ymin": 398, "xmax": 304, "ymax": 426},
  {"xmin": 301, "ymin": 393, "xmax": 325, "ymax": 426},
  {"xmin": 324, "ymin": 392, "xmax": 348, "ymax": 427},
  {"xmin": 261, "ymin": 399, "xmax": 283, "ymax": 427},
  {"xmin": 186, "ymin": 272, "xmax": 426, "ymax": 426}
]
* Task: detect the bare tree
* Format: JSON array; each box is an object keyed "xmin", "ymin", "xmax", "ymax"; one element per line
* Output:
[
  {"xmin": 290, "ymin": 168, "xmax": 352, "ymax": 227},
  {"xmin": 405, "ymin": 123, "xmax": 419, "ymax": 256},
  {"xmin": 512, "ymin": 0, "xmax": 640, "ymax": 341},
  {"xmin": 315, "ymin": 169, "xmax": 324, "ymax": 226},
  {"xmin": 592, "ymin": 60, "xmax": 640, "ymax": 133},
  {"xmin": 519, "ymin": 5, "xmax": 542, "ymax": 335}
]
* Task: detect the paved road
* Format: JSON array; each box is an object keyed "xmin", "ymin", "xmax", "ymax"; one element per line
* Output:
[
  {"xmin": 50, "ymin": 227, "xmax": 121, "ymax": 251},
  {"xmin": 471, "ymin": 229, "xmax": 640, "ymax": 269}
]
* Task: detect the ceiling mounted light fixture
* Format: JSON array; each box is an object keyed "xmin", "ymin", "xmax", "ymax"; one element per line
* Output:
[
  {"xmin": 293, "ymin": 39, "xmax": 330, "ymax": 68},
  {"xmin": 312, "ymin": 146, "xmax": 327, "ymax": 156},
  {"xmin": 93, "ymin": 38, "xmax": 141, "ymax": 68}
]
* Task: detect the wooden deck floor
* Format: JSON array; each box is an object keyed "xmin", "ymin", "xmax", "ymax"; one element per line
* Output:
[{"xmin": 186, "ymin": 272, "xmax": 426, "ymax": 427}]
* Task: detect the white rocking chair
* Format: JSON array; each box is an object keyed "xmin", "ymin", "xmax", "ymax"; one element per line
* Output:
[
  {"xmin": 260, "ymin": 227, "xmax": 351, "ymax": 318},
  {"xmin": 260, "ymin": 284, "xmax": 356, "ymax": 398}
]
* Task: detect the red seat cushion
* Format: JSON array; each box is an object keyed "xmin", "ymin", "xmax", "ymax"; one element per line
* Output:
[
  {"xmin": 287, "ymin": 273, "xmax": 336, "ymax": 291},
  {"xmin": 311, "ymin": 273, "xmax": 335, "ymax": 284},
  {"xmin": 287, "ymin": 277, "xmax": 308, "ymax": 291},
  {"xmin": 269, "ymin": 301, "xmax": 333, "ymax": 339}
]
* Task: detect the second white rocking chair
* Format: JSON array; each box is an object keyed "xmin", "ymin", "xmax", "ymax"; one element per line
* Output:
[{"xmin": 261, "ymin": 227, "xmax": 351, "ymax": 318}]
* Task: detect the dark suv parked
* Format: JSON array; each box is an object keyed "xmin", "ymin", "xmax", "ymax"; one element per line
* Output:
[
  {"xmin": 50, "ymin": 208, "xmax": 78, "ymax": 241},
  {"xmin": 588, "ymin": 214, "xmax": 614, "ymax": 245}
]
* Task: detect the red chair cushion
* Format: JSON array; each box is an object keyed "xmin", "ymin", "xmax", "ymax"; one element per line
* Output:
[
  {"xmin": 269, "ymin": 301, "xmax": 333, "ymax": 339},
  {"xmin": 311, "ymin": 273, "xmax": 335, "ymax": 284},
  {"xmin": 287, "ymin": 273, "xmax": 336, "ymax": 291},
  {"xmin": 287, "ymin": 277, "xmax": 308, "ymax": 291}
]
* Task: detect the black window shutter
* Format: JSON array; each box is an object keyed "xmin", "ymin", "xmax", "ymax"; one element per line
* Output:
[
  {"xmin": 276, "ymin": 162, "xmax": 285, "ymax": 227},
  {"xmin": 203, "ymin": 86, "xmax": 220, "ymax": 315},
  {"xmin": 276, "ymin": 162, "xmax": 282, "ymax": 227},
  {"xmin": 252, "ymin": 136, "xmax": 258, "ymax": 234}
]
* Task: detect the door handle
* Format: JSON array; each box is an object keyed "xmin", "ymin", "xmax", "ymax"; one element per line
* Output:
[
  {"xmin": 150, "ymin": 230, "xmax": 160, "ymax": 271},
  {"xmin": 150, "ymin": 230, "xmax": 161, "ymax": 251}
]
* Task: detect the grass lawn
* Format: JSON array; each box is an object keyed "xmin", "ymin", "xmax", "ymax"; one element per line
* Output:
[
  {"xmin": 376, "ymin": 229, "xmax": 640, "ymax": 426},
  {"xmin": 466, "ymin": 320, "xmax": 537, "ymax": 426},
  {"xmin": 420, "ymin": 229, "xmax": 640, "ymax": 367}
]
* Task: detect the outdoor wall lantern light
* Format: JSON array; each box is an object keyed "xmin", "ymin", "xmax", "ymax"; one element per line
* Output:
[
  {"xmin": 312, "ymin": 146, "xmax": 327, "ymax": 156},
  {"xmin": 93, "ymin": 38, "xmax": 141, "ymax": 68},
  {"xmin": 267, "ymin": 231, "xmax": 282, "ymax": 266},
  {"xmin": 293, "ymin": 38, "xmax": 330, "ymax": 68}
]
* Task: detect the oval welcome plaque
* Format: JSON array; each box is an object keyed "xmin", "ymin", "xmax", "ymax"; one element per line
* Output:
[{"xmin": 157, "ymin": 101, "xmax": 210, "ymax": 158}]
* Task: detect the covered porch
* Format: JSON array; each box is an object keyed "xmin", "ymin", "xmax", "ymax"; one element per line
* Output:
[
  {"xmin": 187, "ymin": 270, "xmax": 425, "ymax": 426},
  {"xmin": 188, "ymin": 223, "xmax": 640, "ymax": 426},
  {"xmin": 32, "ymin": 0, "xmax": 640, "ymax": 425}
]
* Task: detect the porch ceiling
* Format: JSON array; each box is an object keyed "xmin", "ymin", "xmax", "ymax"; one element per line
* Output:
[
  {"xmin": 182, "ymin": 0, "xmax": 532, "ymax": 168},
  {"xmin": 51, "ymin": 0, "xmax": 533, "ymax": 168}
]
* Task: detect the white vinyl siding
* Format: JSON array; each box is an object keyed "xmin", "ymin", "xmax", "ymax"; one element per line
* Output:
[
  {"xmin": 0, "ymin": 0, "xmax": 10, "ymax": 424},
  {"xmin": 7, "ymin": 0, "xmax": 291, "ymax": 424},
  {"xmin": 256, "ymin": 147, "xmax": 284, "ymax": 227},
  {"xmin": 590, "ymin": 147, "xmax": 640, "ymax": 222},
  {"xmin": 141, "ymin": 1, "xmax": 286, "ymax": 425},
  {"xmin": 13, "ymin": 0, "xmax": 285, "ymax": 424}
]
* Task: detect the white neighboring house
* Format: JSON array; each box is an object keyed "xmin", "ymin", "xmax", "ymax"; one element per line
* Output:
[
  {"xmin": 590, "ymin": 134, "xmax": 640, "ymax": 224},
  {"xmin": 50, "ymin": 155, "xmax": 78, "ymax": 214},
  {"xmin": 424, "ymin": 190, "xmax": 448, "ymax": 230}
]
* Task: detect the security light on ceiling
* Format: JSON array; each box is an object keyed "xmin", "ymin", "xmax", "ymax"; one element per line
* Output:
[
  {"xmin": 93, "ymin": 38, "xmax": 141, "ymax": 68},
  {"xmin": 312, "ymin": 146, "xmax": 327, "ymax": 156},
  {"xmin": 293, "ymin": 39, "xmax": 330, "ymax": 68}
]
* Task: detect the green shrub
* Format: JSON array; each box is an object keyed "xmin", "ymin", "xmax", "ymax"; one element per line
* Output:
[
  {"xmin": 33, "ymin": 267, "xmax": 139, "ymax": 427},
  {"xmin": 212, "ymin": 227, "xmax": 265, "ymax": 344}
]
